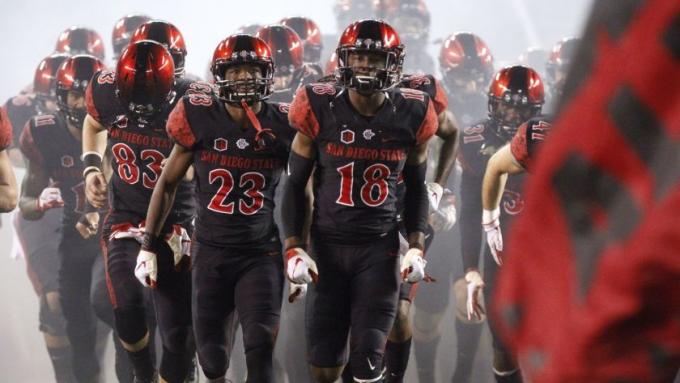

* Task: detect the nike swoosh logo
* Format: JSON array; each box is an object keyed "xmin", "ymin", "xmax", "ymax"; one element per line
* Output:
[{"xmin": 367, "ymin": 358, "xmax": 376, "ymax": 371}]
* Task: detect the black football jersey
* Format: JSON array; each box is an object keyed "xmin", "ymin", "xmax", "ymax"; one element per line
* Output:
[
  {"xmin": 0, "ymin": 106, "xmax": 12, "ymax": 151},
  {"xmin": 458, "ymin": 118, "xmax": 527, "ymax": 270},
  {"xmin": 167, "ymin": 93, "xmax": 295, "ymax": 249},
  {"xmin": 19, "ymin": 113, "xmax": 87, "ymax": 226},
  {"xmin": 510, "ymin": 117, "xmax": 553, "ymax": 171},
  {"xmin": 86, "ymin": 70, "xmax": 210, "ymax": 228},
  {"xmin": 3, "ymin": 94, "xmax": 43, "ymax": 148},
  {"xmin": 289, "ymin": 83, "xmax": 438, "ymax": 243}
]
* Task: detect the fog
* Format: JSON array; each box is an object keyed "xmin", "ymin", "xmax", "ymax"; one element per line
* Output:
[{"xmin": 0, "ymin": 0, "xmax": 592, "ymax": 381}]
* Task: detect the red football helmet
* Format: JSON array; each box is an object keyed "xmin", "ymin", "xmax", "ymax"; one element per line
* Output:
[
  {"xmin": 256, "ymin": 25, "xmax": 304, "ymax": 77},
  {"xmin": 211, "ymin": 34, "xmax": 275, "ymax": 104},
  {"xmin": 112, "ymin": 14, "xmax": 152, "ymax": 59},
  {"xmin": 488, "ymin": 65, "xmax": 545, "ymax": 134},
  {"xmin": 546, "ymin": 37, "xmax": 580, "ymax": 85},
  {"xmin": 439, "ymin": 32, "xmax": 494, "ymax": 93},
  {"xmin": 55, "ymin": 27, "xmax": 105, "ymax": 60},
  {"xmin": 336, "ymin": 19, "xmax": 404, "ymax": 92},
  {"xmin": 131, "ymin": 20, "xmax": 187, "ymax": 77},
  {"xmin": 280, "ymin": 17, "xmax": 323, "ymax": 63},
  {"xmin": 56, "ymin": 55, "xmax": 105, "ymax": 127},
  {"xmin": 33, "ymin": 53, "xmax": 70, "ymax": 100},
  {"xmin": 116, "ymin": 40, "xmax": 176, "ymax": 124}
]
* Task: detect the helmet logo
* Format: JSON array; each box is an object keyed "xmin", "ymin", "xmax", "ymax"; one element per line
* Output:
[
  {"xmin": 214, "ymin": 138, "xmax": 228, "ymax": 152},
  {"xmin": 340, "ymin": 129, "xmax": 355, "ymax": 144}
]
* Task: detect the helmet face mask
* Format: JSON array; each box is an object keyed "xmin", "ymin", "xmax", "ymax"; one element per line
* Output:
[
  {"xmin": 335, "ymin": 19, "xmax": 404, "ymax": 94},
  {"xmin": 211, "ymin": 35, "xmax": 275, "ymax": 105}
]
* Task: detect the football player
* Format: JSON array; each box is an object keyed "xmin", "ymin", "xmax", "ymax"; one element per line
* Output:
[
  {"xmin": 54, "ymin": 26, "xmax": 106, "ymax": 60},
  {"xmin": 481, "ymin": 117, "xmax": 552, "ymax": 265},
  {"xmin": 19, "ymin": 55, "xmax": 106, "ymax": 383},
  {"xmin": 459, "ymin": 65, "xmax": 545, "ymax": 383},
  {"xmin": 283, "ymin": 20, "xmax": 437, "ymax": 382},
  {"xmin": 280, "ymin": 16, "xmax": 324, "ymax": 72},
  {"xmin": 545, "ymin": 38, "xmax": 580, "ymax": 113},
  {"xmin": 82, "ymin": 40, "xmax": 204, "ymax": 383},
  {"xmin": 143, "ymin": 34, "xmax": 294, "ymax": 383}
]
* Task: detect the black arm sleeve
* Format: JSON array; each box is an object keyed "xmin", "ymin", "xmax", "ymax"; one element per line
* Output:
[
  {"xmin": 281, "ymin": 151, "xmax": 315, "ymax": 239},
  {"xmin": 459, "ymin": 171, "xmax": 484, "ymax": 271},
  {"xmin": 402, "ymin": 160, "xmax": 429, "ymax": 236}
]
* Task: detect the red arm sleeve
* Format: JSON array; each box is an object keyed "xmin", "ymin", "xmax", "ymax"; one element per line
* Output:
[
  {"xmin": 85, "ymin": 79, "xmax": 101, "ymax": 123},
  {"xmin": 19, "ymin": 120, "xmax": 44, "ymax": 166},
  {"xmin": 0, "ymin": 107, "xmax": 12, "ymax": 150},
  {"xmin": 166, "ymin": 99, "xmax": 197, "ymax": 149},
  {"xmin": 415, "ymin": 99, "xmax": 439, "ymax": 145},
  {"xmin": 510, "ymin": 122, "xmax": 530, "ymax": 169},
  {"xmin": 432, "ymin": 79, "xmax": 449, "ymax": 115},
  {"xmin": 288, "ymin": 86, "xmax": 320, "ymax": 139}
]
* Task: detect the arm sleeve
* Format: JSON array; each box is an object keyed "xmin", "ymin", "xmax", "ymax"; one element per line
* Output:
[
  {"xmin": 166, "ymin": 99, "xmax": 197, "ymax": 149},
  {"xmin": 510, "ymin": 122, "xmax": 530, "ymax": 169},
  {"xmin": 288, "ymin": 86, "xmax": 320, "ymax": 139},
  {"xmin": 415, "ymin": 99, "xmax": 439, "ymax": 146},
  {"xmin": 0, "ymin": 106, "xmax": 12, "ymax": 150},
  {"xmin": 281, "ymin": 151, "xmax": 315, "ymax": 239},
  {"xmin": 19, "ymin": 120, "xmax": 44, "ymax": 166},
  {"xmin": 402, "ymin": 160, "xmax": 429, "ymax": 236}
]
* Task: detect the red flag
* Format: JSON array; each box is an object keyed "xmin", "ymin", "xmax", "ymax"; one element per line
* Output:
[{"xmin": 494, "ymin": 0, "xmax": 680, "ymax": 382}]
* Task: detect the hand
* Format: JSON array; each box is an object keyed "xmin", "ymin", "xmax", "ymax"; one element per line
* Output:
[
  {"xmin": 465, "ymin": 270, "xmax": 485, "ymax": 321},
  {"xmin": 288, "ymin": 282, "xmax": 308, "ymax": 303},
  {"xmin": 426, "ymin": 182, "xmax": 444, "ymax": 211},
  {"xmin": 430, "ymin": 203, "xmax": 457, "ymax": 232},
  {"xmin": 85, "ymin": 171, "xmax": 107, "ymax": 208},
  {"xmin": 482, "ymin": 208, "xmax": 503, "ymax": 266},
  {"xmin": 75, "ymin": 212, "xmax": 100, "ymax": 239},
  {"xmin": 134, "ymin": 250, "xmax": 158, "ymax": 288},
  {"xmin": 38, "ymin": 187, "xmax": 64, "ymax": 211},
  {"xmin": 400, "ymin": 248, "xmax": 427, "ymax": 283},
  {"xmin": 285, "ymin": 247, "xmax": 318, "ymax": 284}
]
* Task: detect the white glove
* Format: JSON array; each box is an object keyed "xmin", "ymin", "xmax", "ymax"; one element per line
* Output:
[
  {"xmin": 400, "ymin": 248, "xmax": 427, "ymax": 283},
  {"xmin": 38, "ymin": 187, "xmax": 64, "ymax": 211},
  {"xmin": 465, "ymin": 270, "xmax": 485, "ymax": 321},
  {"xmin": 482, "ymin": 208, "xmax": 503, "ymax": 266},
  {"xmin": 431, "ymin": 203, "xmax": 457, "ymax": 232},
  {"xmin": 134, "ymin": 250, "xmax": 158, "ymax": 288},
  {"xmin": 165, "ymin": 225, "xmax": 191, "ymax": 266},
  {"xmin": 286, "ymin": 247, "xmax": 318, "ymax": 284},
  {"xmin": 426, "ymin": 182, "xmax": 444, "ymax": 211},
  {"xmin": 288, "ymin": 282, "xmax": 308, "ymax": 303}
]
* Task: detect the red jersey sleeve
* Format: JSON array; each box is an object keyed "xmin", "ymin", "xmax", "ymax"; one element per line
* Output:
[
  {"xmin": 288, "ymin": 86, "xmax": 320, "ymax": 139},
  {"xmin": 85, "ymin": 79, "xmax": 100, "ymax": 123},
  {"xmin": 0, "ymin": 106, "xmax": 12, "ymax": 150},
  {"xmin": 432, "ymin": 79, "xmax": 449, "ymax": 115},
  {"xmin": 166, "ymin": 99, "xmax": 197, "ymax": 149},
  {"xmin": 510, "ymin": 122, "xmax": 530, "ymax": 169},
  {"xmin": 19, "ymin": 120, "xmax": 44, "ymax": 166},
  {"xmin": 415, "ymin": 99, "xmax": 439, "ymax": 145}
]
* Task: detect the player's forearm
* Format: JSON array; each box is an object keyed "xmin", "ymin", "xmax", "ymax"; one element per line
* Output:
[
  {"xmin": 82, "ymin": 115, "xmax": 107, "ymax": 155},
  {"xmin": 481, "ymin": 164, "xmax": 508, "ymax": 211},
  {"xmin": 143, "ymin": 175, "xmax": 179, "ymax": 238},
  {"xmin": 434, "ymin": 112, "xmax": 459, "ymax": 186},
  {"xmin": 18, "ymin": 166, "xmax": 47, "ymax": 220},
  {"xmin": 403, "ymin": 160, "xmax": 429, "ymax": 249},
  {"xmin": 282, "ymin": 152, "xmax": 314, "ymax": 249}
]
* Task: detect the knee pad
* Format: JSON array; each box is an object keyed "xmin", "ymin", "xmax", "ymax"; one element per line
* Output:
[
  {"xmin": 197, "ymin": 343, "xmax": 228, "ymax": 379},
  {"xmin": 113, "ymin": 306, "xmax": 148, "ymax": 345},
  {"xmin": 242, "ymin": 322, "xmax": 276, "ymax": 354},
  {"xmin": 160, "ymin": 324, "xmax": 191, "ymax": 355},
  {"xmin": 349, "ymin": 328, "xmax": 387, "ymax": 381},
  {"xmin": 39, "ymin": 293, "xmax": 67, "ymax": 337}
]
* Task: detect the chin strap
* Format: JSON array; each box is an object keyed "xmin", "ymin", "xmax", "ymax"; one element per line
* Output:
[{"xmin": 241, "ymin": 99, "xmax": 276, "ymax": 150}]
